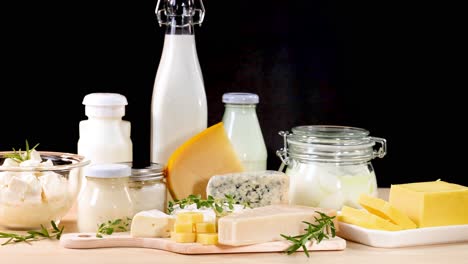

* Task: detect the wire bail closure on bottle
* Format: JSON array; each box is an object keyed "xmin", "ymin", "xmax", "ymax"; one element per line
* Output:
[{"xmin": 156, "ymin": 0, "xmax": 205, "ymax": 27}]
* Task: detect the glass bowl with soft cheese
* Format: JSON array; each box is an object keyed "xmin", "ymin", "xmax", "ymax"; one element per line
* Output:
[{"xmin": 0, "ymin": 149, "xmax": 89, "ymax": 230}]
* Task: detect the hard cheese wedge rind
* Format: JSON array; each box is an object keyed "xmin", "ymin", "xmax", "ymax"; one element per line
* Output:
[
  {"xmin": 166, "ymin": 122, "xmax": 244, "ymax": 200},
  {"xmin": 358, "ymin": 194, "xmax": 417, "ymax": 229}
]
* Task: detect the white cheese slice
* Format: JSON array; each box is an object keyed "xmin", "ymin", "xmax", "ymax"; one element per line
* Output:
[
  {"xmin": 217, "ymin": 205, "xmax": 336, "ymax": 246},
  {"xmin": 206, "ymin": 170, "xmax": 289, "ymax": 208},
  {"xmin": 130, "ymin": 209, "xmax": 175, "ymax": 238}
]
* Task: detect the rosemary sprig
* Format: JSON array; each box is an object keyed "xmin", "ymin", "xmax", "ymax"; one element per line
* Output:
[
  {"xmin": 167, "ymin": 194, "xmax": 250, "ymax": 216},
  {"xmin": 96, "ymin": 217, "xmax": 132, "ymax": 238},
  {"xmin": 0, "ymin": 221, "xmax": 64, "ymax": 246},
  {"xmin": 281, "ymin": 212, "xmax": 336, "ymax": 257},
  {"xmin": 3, "ymin": 140, "xmax": 40, "ymax": 163}
]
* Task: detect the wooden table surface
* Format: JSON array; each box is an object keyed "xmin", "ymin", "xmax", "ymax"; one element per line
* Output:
[{"xmin": 1, "ymin": 189, "xmax": 467, "ymax": 264}]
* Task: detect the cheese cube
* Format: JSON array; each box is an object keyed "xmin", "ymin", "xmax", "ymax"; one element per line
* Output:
[
  {"xmin": 171, "ymin": 232, "xmax": 196, "ymax": 243},
  {"xmin": 195, "ymin": 222, "xmax": 216, "ymax": 233},
  {"xmin": 174, "ymin": 223, "xmax": 194, "ymax": 233},
  {"xmin": 196, "ymin": 233, "xmax": 218, "ymax": 245},
  {"xmin": 389, "ymin": 181, "xmax": 468, "ymax": 227},
  {"xmin": 217, "ymin": 205, "xmax": 336, "ymax": 246},
  {"xmin": 206, "ymin": 171, "xmax": 289, "ymax": 208},
  {"xmin": 358, "ymin": 194, "xmax": 417, "ymax": 229},
  {"xmin": 176, "ymin": 212, "xmax": 204, "ymax": 224},
  {"xmin": 338, "ymin": 206, "xmax": 403, "ymax": 231},
  {"xmin": 130, "ymin": 210, "xmax": 175, "ymax": 238}
]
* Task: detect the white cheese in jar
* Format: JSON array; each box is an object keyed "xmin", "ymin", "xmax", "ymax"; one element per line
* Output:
[
  {"xmin": 278, "ymin": 125, "xmax": 386, "ymax": 211},
  {"xmin": 127, "ymin": 164, "xmax": 166, "ymax": 216},
  {"xmin": 77, "ymin": 164, "xmax": 133, "ymax": 233}
]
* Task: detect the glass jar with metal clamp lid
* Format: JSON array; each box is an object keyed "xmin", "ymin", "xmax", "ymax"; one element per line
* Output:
[
  {"xmin": 276, "ymin": 125, "xmax": 386, "ymax": 210},
  {"xmin": 127, "ymin": 163, "xmax": 167, "ymax": 216}
]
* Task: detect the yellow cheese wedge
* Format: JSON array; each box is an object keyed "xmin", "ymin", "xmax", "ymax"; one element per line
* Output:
[
  {"xmin": 171, "ymin": 232, "xmax": 196, "ymax": 243},
  {"xmin": 358, "ymin": 194, "xmax": 417, "ymax": 229},
  {"xmin": 196, "ymin": 233, "xmax": 218, "ymax": 245},
  {"xmin": 174, "ymin": 223, "xmax": 194, "ymax": 233},
  {"xmin": 166, "ymin": 122, "xmax": 244, "ymax": 199},
  {"xmin": 195, "ymin": 222, "xmax": 216, "ymax": 233},
  {"xmin": 389, "ymin": 181, "xmax": 468, "ymax": 227},
  {"xmin": 339, "ymin": 206, "xmax": 403, "ymax": 231},
  {"xmin": 176, "ymin": 212, "xmax": 204, "ymax": 224}
]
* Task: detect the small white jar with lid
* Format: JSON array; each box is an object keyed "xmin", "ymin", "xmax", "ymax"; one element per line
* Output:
[
  {"xmin": 77, "ymin": 163, "xmax": 133, "ymax": 232},
  {"xmin": 127, "ymin": 163, "xmax": 166, "ymax": 216},
  {"xmin": 221, "ymin": 92, "xmax": 268, "ymax": 171},
  {"xmin": 277, "ymin": 125, "xmax": 387, "ymax": 210}
]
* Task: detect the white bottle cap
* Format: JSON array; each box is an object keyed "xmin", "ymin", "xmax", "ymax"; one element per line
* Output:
[
  {"xmin": 222, "ymin": 93, "xmax": 259, "ymax": 104},
  {"xmin": 83, "ymin": 93, "xmax": 128, "ymax": 117},
  {"xmin": 84, "ymin": 164, "xmax": 131, "ymax": 178}
]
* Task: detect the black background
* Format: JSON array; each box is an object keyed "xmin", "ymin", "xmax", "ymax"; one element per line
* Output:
[{"xmin": 1, "ymin": 1, "xmax": 465, "ymax": 187}]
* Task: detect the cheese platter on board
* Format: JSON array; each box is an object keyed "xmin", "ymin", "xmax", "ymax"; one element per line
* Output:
[{"xmin": 59, "ymin": 232, "xmax": 346, "ymax": 255}]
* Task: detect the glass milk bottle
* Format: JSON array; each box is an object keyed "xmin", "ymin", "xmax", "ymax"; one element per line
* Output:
[
  {"xmin": 151, "ymin": 0, "xmax": 207, "ymax": 165},
  {"xmin": 222, "ymin": 93, "xmax": 268, "ymax": 171},
  {"xmin": 78, "ymin": 93, "xmax": 133, "ymax": 164}
]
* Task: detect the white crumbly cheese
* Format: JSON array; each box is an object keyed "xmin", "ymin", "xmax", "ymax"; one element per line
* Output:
[
  {"xmin": 206, "ymin": 170, "xmax": 289, "ymax": 208},
  {"xmin": 0, "ymin": 151, "xmax": 72, "ymax": 228},
  {"xmin": 170, "ymin": 203, "xmax": 248, "ymax": 223},
  {"xmin": 130, "ymin": 209, "xmax": 175, "ymax": 238},
  {"xmin": 217, "ymin": 205, "xmax": 336, "ymax": 246}
]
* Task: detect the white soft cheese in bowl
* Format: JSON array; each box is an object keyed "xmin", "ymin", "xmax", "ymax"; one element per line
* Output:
[{"xmin": 0, "ymin": 149, "xmax": 90, "ymax": 230}]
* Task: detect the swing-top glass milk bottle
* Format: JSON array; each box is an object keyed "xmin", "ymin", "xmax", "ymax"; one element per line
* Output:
[{"xmin": 151, "ymin": 0, "xmax": 207, "ymax": 165}]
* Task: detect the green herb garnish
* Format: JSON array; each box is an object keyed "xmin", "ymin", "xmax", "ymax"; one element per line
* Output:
[
  {"xmin": 281, "ymin": 212, "xmax": 336, "ymax": 257},
  {"xmin": 167, "ymin": 194, "xmax": 250, "ymax": 216},
  {"xmin": 96, "ymin": 217, "xmax": 132, "ymax": 238},
  {"xmin": 3, "ymin": 140, "xmax": 40, "ymax": 163},
  {"xmin": 0, "ymin": 221, "xmax": 64, "ymax": 246}
]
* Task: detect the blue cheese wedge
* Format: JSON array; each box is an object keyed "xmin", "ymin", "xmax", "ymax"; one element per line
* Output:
[{"xmin": 206, "ymin": 171, "xmax": 289, "ymax": 208}]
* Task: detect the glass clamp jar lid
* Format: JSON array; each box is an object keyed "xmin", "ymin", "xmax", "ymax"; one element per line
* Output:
[{"xmin": 277, "ymin": 125, "xmax": 387, "ymax": 167}]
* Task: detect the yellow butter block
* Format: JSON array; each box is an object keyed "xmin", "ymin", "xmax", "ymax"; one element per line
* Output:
[
  {"xmin": 171, "ymin": 232, "xmax": 196, "ymax": 243},
  {"xmin": 176, "ymin": 212, "xmax": 204, "ymax": 224},
  {"xmin": 359, "ymin": 194, "xmax": 417, "ymax": 229},
  {"xmin": 339, "ymin": 206, "xmax": 403, "ymax": 231},
  {"xmin": 389, "ymin": 181, "xmax": 468, "ymax": 227},
  {"xmin": 196, "ymin": 233, "xmax": 218, "ymax": 245},
  {"xmin": 195, "ymin": 222, "xmax": 216, "ymax": 233},
  {"xmin": 174, "ymin": 222, "xmax": 194, "ymax": 233}
]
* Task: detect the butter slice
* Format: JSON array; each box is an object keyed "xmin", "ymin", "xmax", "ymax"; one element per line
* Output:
[
  {"xmin": 217, "ymin": 205, "xmax": 336, "ymax": 246},
  {"xmin": 130, "ymin": 210, "xmax": 175, "ymax": 238},
  {"xmin": 358, "ymin": 194, "xmax": 417, "ymax": 229},
  {"xmin": 389, "ymin": 181, "xmax": 468, "ymax": 227}
]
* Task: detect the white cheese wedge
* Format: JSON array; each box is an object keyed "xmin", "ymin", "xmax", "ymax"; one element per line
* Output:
[
  {"xmin": 206, "ymin": 171, "xmax": 289, "ymax": 208},
  {"xmin": 130, "ymin": 209, "xmax": 175, "ymax": 238},
  {"xmin": 217, "ymin": 205, "xmax": 336, "ymax": 246}
]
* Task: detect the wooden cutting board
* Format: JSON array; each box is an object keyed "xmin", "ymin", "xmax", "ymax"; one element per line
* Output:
[{"xmin": 60, "ymin": 232, "xmax": 346, "ymax": 255}]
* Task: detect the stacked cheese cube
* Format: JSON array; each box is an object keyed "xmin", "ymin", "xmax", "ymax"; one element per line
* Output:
[{"xmin": 171, "ymin": 212, "xmax": 218, "ymax": 245}]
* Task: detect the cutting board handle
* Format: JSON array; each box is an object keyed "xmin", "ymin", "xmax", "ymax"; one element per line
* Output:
[{"xmin": 60, "ymin": 232, "xmax": 346, "ymax": 255}]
